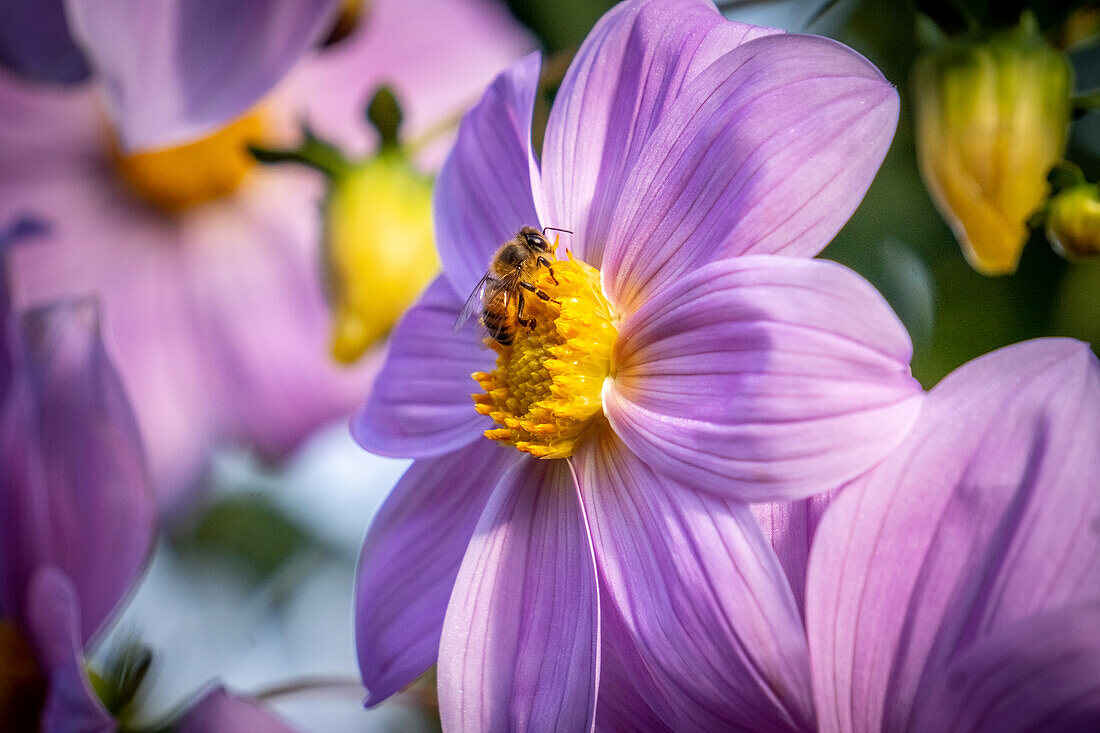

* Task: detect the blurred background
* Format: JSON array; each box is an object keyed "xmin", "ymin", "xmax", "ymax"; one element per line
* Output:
[{"xmin": 3, "ymin": 0, "xmax": 1097, "ymax": 731}]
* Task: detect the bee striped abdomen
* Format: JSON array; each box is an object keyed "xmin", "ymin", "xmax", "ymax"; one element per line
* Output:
[
  {"xmin": 482, "ymin": 311, "xmax": 513, "ymax": 345},
  {"xmin": 482, "ymin": 288, "xmax": 515, "ymax": 346}
]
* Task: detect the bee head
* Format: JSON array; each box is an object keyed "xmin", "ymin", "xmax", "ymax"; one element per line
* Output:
[{"xmin": 521, "ymin": 227, "xmax": 551, "ymax": 252}]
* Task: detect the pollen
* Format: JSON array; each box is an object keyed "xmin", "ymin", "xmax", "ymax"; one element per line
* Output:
[{"xmin": 472, "ymin": 252, "xmax": 616, "ymax": 459}]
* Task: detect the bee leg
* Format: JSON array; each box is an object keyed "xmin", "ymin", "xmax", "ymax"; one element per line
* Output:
[
  {"xmin": 537, "ymin": 256, "xmax": 559, "ymax": 285},
  {"xmin": 516, "ymin": 291, "xmax": 536, "ymax": 330},
  {"xmin": 520, "ymin": 280, "xmax": 561, "ymax": 305}
]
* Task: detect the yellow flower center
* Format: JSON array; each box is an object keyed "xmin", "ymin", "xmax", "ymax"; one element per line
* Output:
[
  {"xmin": 112, "ymin": 111, "xmax": 265, "ymax": 213},
  {"xmin": 472, "ymin": 252, "xmax": 616, "ymax": 459}
]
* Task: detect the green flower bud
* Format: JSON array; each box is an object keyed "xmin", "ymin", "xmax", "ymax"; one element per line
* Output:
[
  {"xmin": 324, "ymin": 151, "xmax": 437, "ymax": 363},
  {"xmin": 912, "ymin": 14, "xmax": 1072, "ymax": 274}
]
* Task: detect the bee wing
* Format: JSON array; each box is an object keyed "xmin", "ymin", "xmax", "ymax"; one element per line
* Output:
[{"xmin": 453, "ymin": 271, "xmax": 495, "ymax": 332}]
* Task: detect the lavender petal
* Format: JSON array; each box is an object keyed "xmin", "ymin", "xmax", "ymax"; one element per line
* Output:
[
  {"xmin": 604, "ymin": 255, "xmax": 922, "ymax": 502},
  {"xmin": 355, "ymin": 439, "xmax": 518, "ymax": 705},
  {"xmin": 437, "ymin": 457, "xmax": 599, "ymax": 732}
]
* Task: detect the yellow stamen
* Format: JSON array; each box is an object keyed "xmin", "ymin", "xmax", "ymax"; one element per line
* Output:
[
  {"xmin": 472, "ymin": 252, "xmax": 616, "ymax": 459},
  {"xmin": 112, "ymin": 111, "xmax": 265, "ymax": 212}
]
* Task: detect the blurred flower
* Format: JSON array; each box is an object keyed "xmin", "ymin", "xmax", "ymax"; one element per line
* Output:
[
  {"xmin": 806, "ymin": 338, "xmax": 1100, "ymax": 730},
  {"xmin": 353, "ymin": 0, "xmax": 921, "ymax": 727},
  {"xmin": 0, "ymin": 237, "xmax": 154, "ymax": 729},
  {"xmin": 1046, "ymin": 182, "xmax": 1100, "ymax": 259},
  {"xmin": 0, "ymin": 229, "xmax": 312, "ymax": 732},
  {"xmin": 1, "ymin": 0, "xmax": 532, "ymax": 513},
  {"xmin": 0, "ymin": 0, "xmax": 343, "ymax": 149},
  {"xmin": 912, "ymin": 14, "xmax": 1072, "ymax": 274}
]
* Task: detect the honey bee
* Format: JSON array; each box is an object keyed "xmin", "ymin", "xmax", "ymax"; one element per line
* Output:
[{"xmin": 454, "ymin": 225, "xmax": 572, "ymax": 346}]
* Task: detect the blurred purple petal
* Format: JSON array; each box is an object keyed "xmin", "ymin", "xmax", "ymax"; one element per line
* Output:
[
  {"xmin": 184, "ymin": 179, "xmax": 378, "ymax": 461},
  {"xmin": 434, "ymin": 52, "xmax": 545, "ymax": 299},
  {"xmin": 0, "ymin": 299, "xmax": 154, "ymax": 645},
  {"xmin": 0, "ymin": 0, "xmax": 89, "ymax": 84},
  {"xmin": 605, "ymin": 255, "xmax": 923, "ymax": 502},
  {"xmin": 750, "ymin": 491, "xmax": 834, "ymax": 618},
  {"xmin": 284, "ymin": 0, "xmax": 535, "ymax": 165},
  {"xmin": 599, "ymin": 33, "xmax": 898, "ymax": 312},
  {"xmin": 915, "ymin": 605, "xmax": 1100, "ymax": 732},
  {"xmin": 0, "ymin": 81, "xmax": 370, "ymax": 512},
  {"xmin": 575, "ymin": 429, "xmax": 813, "ymax": 731},
  {"xmin": 26, "ymin": 568, "xmax": 114, "ymax": 733},
  {"xmin": 437, "ymin": 457, "xmax": 599, "ymax": 732},
  {"xmin": 177, "ymin": 685, "xmax": 302, "ymax": 733},
  {"xmin": 1, "ymin": 216, "xmax": 49, "ymax": 396},
  {"xmin": 356, "ymin": 439, "xmax": 518, "ymax": 705},
  {"xmin": 542, "ymin": 0, "xmax": 778, "ymax": 267},
  {"xmin": 352, "ymin": 276, "xmax": 493, "ymax": 459},
  {"xmin": 806, "ymin": 339, "xmax": 1100, "ymax": 732},
  {"xmin": 66, "ymin": 0, "xmax": 340, "ymax": 150}
]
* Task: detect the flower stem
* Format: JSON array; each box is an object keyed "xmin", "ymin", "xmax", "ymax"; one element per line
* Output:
[{"xmin": 252, "ymin": 674, "xmax": 365, "ymax": 701}]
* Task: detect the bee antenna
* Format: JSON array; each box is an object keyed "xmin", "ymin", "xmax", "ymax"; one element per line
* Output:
[{"xmin": 542, "ymin": 226, "xmax": 573, "ymax": 236}]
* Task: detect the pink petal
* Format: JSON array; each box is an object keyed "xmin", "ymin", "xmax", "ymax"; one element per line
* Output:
[
  {"xmin": 434, "ymin": 52, "xmax": 545, "ymax": 299},
  {"xmin": 541, "ymin": 0, "xmax": 778, "ymax": 267},
  {"xmin": 599, "ymin": 33, "xmax": 898, "ymax": 312},
  {"xmin": 66, "ymin": 0, "xmax": 340, "ymax": 150},
  {"xmin": 27, "ymin": 568, "xmax": 114, "ymax": 733},
  {"xmin": 352, "ymin": 276, "xmax": 493, "ymax": 459},
  {"xmin": 1, "ymin": 299, "xmax": 154, "ymax": 646},
  {"xmin": 806, "ymin": 339, "xmax": 1100, "ymax": 733},
  {"xmin": 575, "ymin": 429, "xmax": 813, "ymax": 731},
  {"xmin": 605, "ymin": 255, "xmax": 923, "ymax": 502},
  {"xmin": 914, "ymin": 605, "xmax": 1100, "ymax": 732},
  {"xmin": 177, "ymin": 685, "xmax": 301, "ymax": 733},
  {"xmin": 437, "ymin": 457, "xmax": 599, "ymax": 732},
  {"xmin": 355, "ymin": 439, "xmax": 518, "ymax": 705}
]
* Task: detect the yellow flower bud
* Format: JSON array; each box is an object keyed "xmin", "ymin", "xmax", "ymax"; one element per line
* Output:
[
  {"xmin": 1046, "ymin": 184, "xmax": 1100, "ymax": 259},
  {"xmin": 912, "ymin": 16, "xmax": 1072, "ymax": 275},
  {"xmin": 325, "ymin": 152, "xmax": 438, "ymax": 363}
]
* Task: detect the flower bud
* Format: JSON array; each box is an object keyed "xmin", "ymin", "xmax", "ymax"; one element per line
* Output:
[
  {"xmin": 912, "ymin": 16, "xmax": 1072, "ymax": 274},
  {"xmin": 325, "ymin": 152, "xmax": 437, "ymax": 363},
  {"xmin": 1046, "ymin": 184, "xmax": 1100, "ymax": 259}
]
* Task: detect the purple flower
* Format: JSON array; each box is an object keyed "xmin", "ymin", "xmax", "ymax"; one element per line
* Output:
[
  {"xmin": 1, "ymin": 0, "xmax": 533, "ymax": 512},
  {"xmin": 353, "ymin": 0, "xmax": 923, "ymax": 727},
  {"xmin": 0, "ymin": 259, "xmax": 153, "ymax": 730},
  {"xmin": 804, "ymin": 338, "xmax": 1100, "ymax": 730},
  {"xmin": 0, "ymin": 231, "xmax": 303, "ymax": 733}
]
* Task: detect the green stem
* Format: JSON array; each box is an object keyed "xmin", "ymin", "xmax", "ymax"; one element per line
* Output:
[
  {"xmin": 1073, "ymin": 89, "xmax": 1100, "ymax": 117},
  {"xmin": 249, "ymin": 129, "xmax": 352, "ymax": 178}
]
